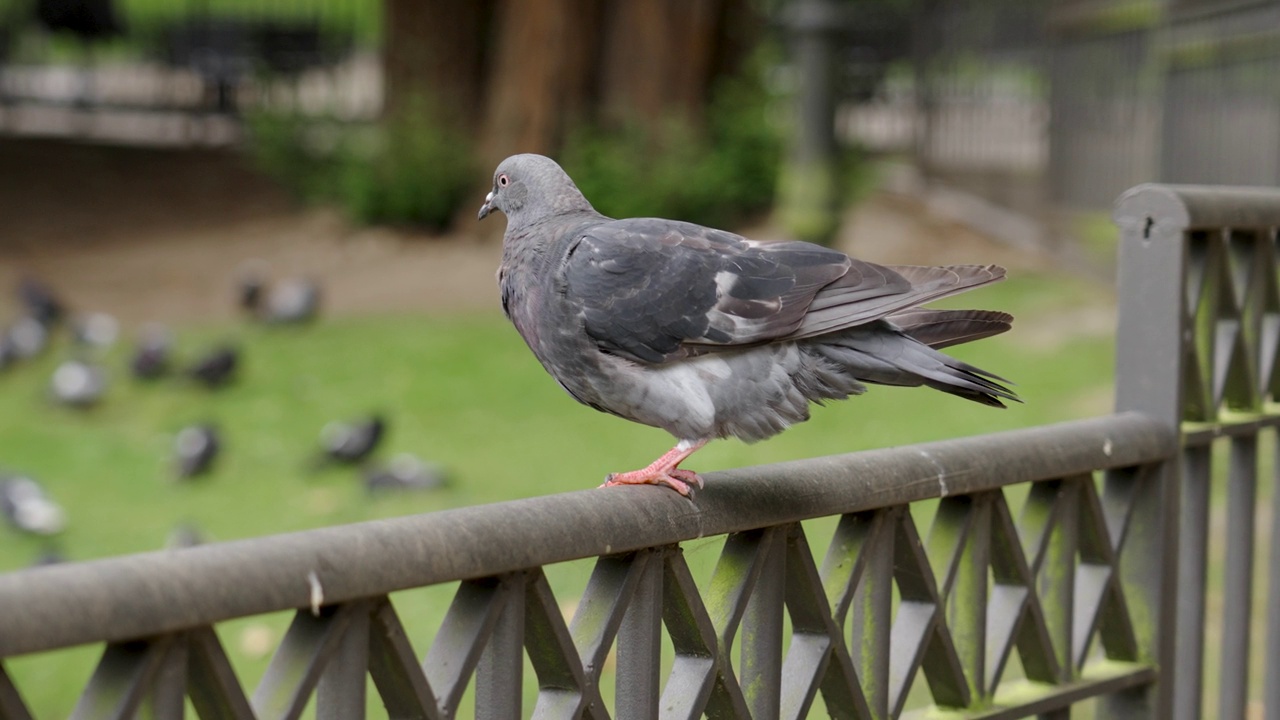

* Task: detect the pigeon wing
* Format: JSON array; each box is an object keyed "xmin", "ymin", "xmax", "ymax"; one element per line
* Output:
[{"xmin": 564, "ymin": 218, "xmax": 910, "ymax": 364}]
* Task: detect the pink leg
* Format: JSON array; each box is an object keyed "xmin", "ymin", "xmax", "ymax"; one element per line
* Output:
[{"xmin": 601, "ymin": 439, "xmax": 710, "ymax": 496}]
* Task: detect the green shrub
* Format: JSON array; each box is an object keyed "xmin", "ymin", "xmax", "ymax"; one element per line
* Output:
[
  {"xmin": 336, "ymin": 101, "xmax": 474, "ymax": 229},
  {"xmin": 560, "ymin": 69, "xmax": 782, "ymax": 229},
  {"xmin": 246, "ymin": 99, "xmax": 474, "ymax": 231}
]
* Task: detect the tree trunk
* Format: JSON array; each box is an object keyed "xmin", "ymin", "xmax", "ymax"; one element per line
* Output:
[
  {"xmin": 478, "ymin": 0, "xmax": 601, "ymax": 167},
  {"xmin": 598, "ymin": 0, "xmax": 727, "ymax": 128},
  {"xmin": 382, "ymin": 0, "xmax": 489, "ymax": 125}
]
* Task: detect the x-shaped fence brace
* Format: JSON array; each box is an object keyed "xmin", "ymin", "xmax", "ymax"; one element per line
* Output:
[
  {"xmin": 0, "ymin": 461, "xmax": 1158, "ymax": 720},
  {"xmin": 1181, "ymin": 226, "xmax": 1280, "ymax": 420}
]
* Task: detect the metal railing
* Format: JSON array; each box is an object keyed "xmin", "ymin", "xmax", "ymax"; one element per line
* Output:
[
  {"xmin": 0, "ymin": 183, "xmax": 1277, "ymax": 718},
  {"xmin": 1115, "ymin": 183, "xmax": 1280, "ymax": 720}
]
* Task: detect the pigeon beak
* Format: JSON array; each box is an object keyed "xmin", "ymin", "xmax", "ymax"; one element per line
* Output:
[{"xmin": 477, "ymin": 191, "xmax": 495, "ymax": 221}]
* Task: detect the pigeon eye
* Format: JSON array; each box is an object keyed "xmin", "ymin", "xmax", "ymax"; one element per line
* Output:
[{"xmin": 498, "ymin": 173, "xmax": 510, "ymax": 188}]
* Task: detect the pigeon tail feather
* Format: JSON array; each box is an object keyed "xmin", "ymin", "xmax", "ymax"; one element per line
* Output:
[
  {"xmin": 888, "ymin": 308, "xmax": 1014, "ymax": 350},
  {"xmin": 802, "ymin": 322, "xmax": 1019, "ymax": 411},
  {"xmin": 792, "ymin": 264, "xmax": 1006, "ymax": 340}
]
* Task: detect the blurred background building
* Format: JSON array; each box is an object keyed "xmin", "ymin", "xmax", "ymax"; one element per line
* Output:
[{"xmin": 0, "ymin": 0, "xmax": 1277, "ymax": 242}]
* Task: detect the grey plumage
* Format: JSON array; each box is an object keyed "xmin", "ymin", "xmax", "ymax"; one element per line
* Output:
[
  {"xmin": 174, "ymin": 424, "xmax": 220, "ymax": 478},
  {"xmin": 131, "ymin": 324, "xmax": 173, "ymax": 380},
  {"xmin": 0, "ymin": 474, "xmax": 66, "ymax": 536},
  {"xmin": 236, "ymin": 261, "xmax": 321, "ymax": 324},
  {"xmin": 480, "ymin": 154, "xmax": 1017, "ymax": 492},
  {"xmin": 363, "ymin": 453, "xmax": 447, "ymax": 494},
  {"xmin": 315, "ymin": 415, "xmax": 385, "ymax": 467},
  {"xmin": 50, "ymin": 358, "xmax": 108, "ymax": 407}
]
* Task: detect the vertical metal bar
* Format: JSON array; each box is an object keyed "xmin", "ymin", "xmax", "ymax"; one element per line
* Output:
[
  {"xmin": 851, "ymin": 509, "xmax": 894, "ymax": 719},
  {"xmin": 1219, "ymin": 434, "xmax": 1258, "ymax": 720},
  {"xmin": 1266, "ymin": 432, "xmax": 1280, "ymax": 720},
  {"xmin": 1112, "ymin": 185, "xmax": 1193, "ymax": 719},
  {"xmin": 424, "ymin": 578, "xmax": 506, "ymax": 718},
  {"xmin": 659, "ymin": 548, "xmax": 720, "ymax": 717},
  {"xmin": 1030, "ymin": 479, "xmax": 1079, "ymax": 684},
  {"xmin": 367, "ymin": 599, "xmax": 438, "ymax": 720},
  {"xmin": 186, "ymin": 627, "xmax": 255, "ymax": 720},
  {"xmin": 616, "ymin": 549, "xmax": 663, "ymax": 719},
  {"xmin": 475, "ymin": 573, "xmax": 525, "ymax": 720},
  {"xmin": 143, "ymin": 635, "xmax": 188, "ymax": 720},
  {"xmin": 252, "ymin": 604, "xmax": 358, "ymax": 720},
  {"xmin": 71, "ymin": 637, "xmax": 176, "ymax": 720},
  {"xmin": 317, "ymin": 602, "xmax": 370, "ymax": 720},
  {"xmin": 0, "ymin": 663, "xmax": 34, "ymax": 720},
  {"xmin": 1175, "ymin": 445, "xmax": 1212, "ymax": 720},
  {"xmin": 741, "ymin": 527, "xmax": 786, "ymax": 720},
  {"xmin": 929, "ymin": 494, "xmax": 989, "ymax": 703}
]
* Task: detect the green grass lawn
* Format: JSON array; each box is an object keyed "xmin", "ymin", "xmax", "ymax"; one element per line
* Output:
[{"xmin": 0, "ymin": 270, "xmax": 1118, "ymax": 716}]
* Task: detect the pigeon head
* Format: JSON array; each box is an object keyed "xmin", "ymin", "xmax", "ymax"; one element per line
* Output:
[{"xmin": 477, "ymin": 154, "xmax": 595, "ymax": 225}]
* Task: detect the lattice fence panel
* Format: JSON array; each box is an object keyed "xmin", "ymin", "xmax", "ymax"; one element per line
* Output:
[{"xmin": 0, "ymin": 463, "xmax": 1159, "ymax": 719}]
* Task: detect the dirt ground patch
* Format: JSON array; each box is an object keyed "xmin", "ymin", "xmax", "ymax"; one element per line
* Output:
[{"xmin": 0, "ymin": 138, "xmax": 1054, "ymax": 327}]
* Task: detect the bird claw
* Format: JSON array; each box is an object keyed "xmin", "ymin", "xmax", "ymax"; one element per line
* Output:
[{"xmin": 600, "ymin": 468, "xmax": 703, "ymax": 496}]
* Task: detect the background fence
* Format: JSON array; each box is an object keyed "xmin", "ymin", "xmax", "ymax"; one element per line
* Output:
[
  {"xmin": 835, "ymin": 0, "xmax": 1280, "ymax": 218},
  {"xmin": 0, "ymin": 0, "xmax": 380, "ymax": 144}
]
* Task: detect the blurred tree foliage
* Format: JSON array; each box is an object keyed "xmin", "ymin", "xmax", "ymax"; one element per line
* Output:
[
  {"xmin": 252, "ymin": 0, "xmax": 783, "ymax": 230},
  {"xmin": 560, "ymin": 64, "xmax": 781, "ymax": 228},
  {"xmin": 384, "ymin": 0, "xmax": 775, "ymax": 229},
  {"xmin": 246, "ymin": 95, "xmax": 473, "ymax": 230}
]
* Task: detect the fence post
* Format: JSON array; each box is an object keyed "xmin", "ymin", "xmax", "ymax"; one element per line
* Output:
[{"xmin": 1106, "ymin": 184, "xmax": 1190, "ymax": 718}]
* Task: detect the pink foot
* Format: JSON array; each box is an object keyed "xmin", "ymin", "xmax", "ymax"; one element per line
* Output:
[
  {"xmin": 602, "ymin": 467, "xmax": 704, "ymax": 495},
  {"xmin": 598, "ymin": 440, "xmax": 709, "ymax": 496}
]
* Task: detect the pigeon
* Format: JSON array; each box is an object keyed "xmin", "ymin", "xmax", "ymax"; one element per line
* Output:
[
  {"xmin": 478, "ymin": 154, "xmax": 1018, "ymax": 495},
  {"xmin": 186, "ymin": 345, "xmax": 239, "ymax": 388},
  {"xmin": 50, "ymin": 358, "xmax": 107, "ymax": 407},
  {"xmin": 0, "ymin": 475, "xmax": 67, "ymax": 536},
  {"xmin": 236, "ymin": 260, "xmax": 270, "ymax": 313},
  {"xmin": 0, "ymin": 335, "xmax": 16, "ymax": 371},
  {"xmin": 174, "ymin": 423, "xmax": 220, "ymax": 478},
  {"xmin": 6, "ymin": 316, "xmax": 49, "ymax": 359},
  {"xmin": 130, "ymin": 324, "xmax": 173, "ymax": 380},
  {"xmin": 31, "ymin": 545, "xmax": 68, "ymax": 567},
  {"xmin": 18, "ymin": 276, "xmax": 65, "ymax": 327},
  {"xmin": 315, "ymin": 415, "xmax": 385, "ymax": 467},
  {"xmin": 166, "ymin": 522, "xmax": 206, "ymax": 549},
  {"xmin": 260, "ymin": 278, "xmax": 321, "ymax": 324},
  {"xmin": 71, "ymin": 312, "xmax": 119, "ymax": 349},
  {"xmin": 363, "ymin": 453, "xmax": 447, "ymax": 494},
  {"xmin": 236, "ymin": 261, "xmax": 321, "ymax": 324}
]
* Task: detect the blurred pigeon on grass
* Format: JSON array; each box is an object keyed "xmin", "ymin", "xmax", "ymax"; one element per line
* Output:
[
  {"xmin": 131, "ymin": 324, "xmax": 173, "ymax": 380},
  {"xmin": 6, "ymin": 316, "xmax": 49, "ymax": 359},
  {"xmin": 314, "ymin": 414, "xmax": 385, "ymax": 468},
  {"xmin": 18, "ymin": 276, "xmax": 65, "ymax": 328},
  {"xmin": 0, "ymin": 335, "xmax": 17, "ymax": 371},
  {"xmin": 237, "ymin": 260, "xmax": 322, "ymax": 325},
  {"xmin": 479, "ymin": 154, "xmax": 1017, "ymax": 496},
  {"xmin": 50, "ymin": 358, "xmax": 107, "ymax": 407},
  {"xmin": 72, "ymin": 312, "xmax": 119, "ymax": 350},
  {"xmin": 186, "ymin": 345, "xmax": 239, "ymax": 389},
  {"xmin": 363, "ymin": 453, "xmax": 447, "ymax": 494},
  {"xmin": 174, "ymin": 424, "xmax": 220, "ymax": 479},
  {"xmin": 0, "ymin": 474, "xmax": 66, "ymax": 536},
  {"xmin": 166, "ymin": 522, "xmax": 206, "ymax": 549}
]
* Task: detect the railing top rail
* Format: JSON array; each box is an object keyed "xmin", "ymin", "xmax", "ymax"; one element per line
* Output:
[
  {"xmin": 1116, "ymin": 183, "xmax": 1280, "ymax": 234},
  {"xmin": 0, "ymin": 412, "xmax": 1171, "ymax": 658}
]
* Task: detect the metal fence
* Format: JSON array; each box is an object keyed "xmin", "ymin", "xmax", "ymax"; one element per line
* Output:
[
  {"xmin": 0, "ymin": 0, "xmax": 380, "ymax": 145},
  {"xmin": 838, "ymin": 1, "xmax": 1280, "ymax": 214},
  {"xmin": 0, "ymin": 183, "xmax": 1278, "ymax": 717}
]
